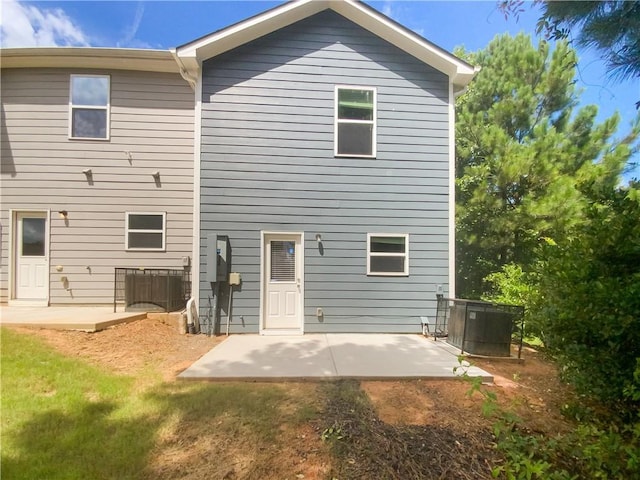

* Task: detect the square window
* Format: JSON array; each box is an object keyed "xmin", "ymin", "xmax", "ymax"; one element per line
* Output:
[
  {"xmin": 367, "ymin": 234, "xmax": 409, "ymax": 276},
  {"xmin": 69, "ymin": 75, "xmax": 110, "ymax": 139},
  {"xmin": 126, "ymin": 213, "xmax": 166, "ymax": 251},
  {"xmin": 335, "ymin": 86, "xmax": 376, "ymax": 157}
]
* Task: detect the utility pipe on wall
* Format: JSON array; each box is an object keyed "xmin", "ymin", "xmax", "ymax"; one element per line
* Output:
[
  {"xmin": 186, "ymin": 297, "xmax": 199, "ymax": 334},
  {"xmin": 226, "ymin": 285, "xmax": 233, "ymax": 336}
]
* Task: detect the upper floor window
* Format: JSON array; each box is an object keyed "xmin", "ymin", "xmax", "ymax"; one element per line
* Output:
[
  {"xmin": 335, "ymin": 86, "xmax": 376, "ymax": 157},
  {"xmin": 69, "ymin": 75, "xmax": 110, "ymax": 140}
]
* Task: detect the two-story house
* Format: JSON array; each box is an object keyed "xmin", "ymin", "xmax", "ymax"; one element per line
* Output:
[
  {"xmin": 1, "ymin": 48, "xmax": 194, "ymax": 306},
  {"xmin": 1, "ymin": 0, "xmax": 476, "ymax": 334},
  {"xmin": 173, "ymin": 0, "xmax": 477, "ymax": 334}
]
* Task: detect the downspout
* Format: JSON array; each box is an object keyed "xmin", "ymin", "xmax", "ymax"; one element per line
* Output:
[
  {"xmin": 186, "ymin": 297, "xmax": 200, "ymax": 334},
  {"xmin": 170, "ymin": 49, "xmax": 198, "ymax": 89},
  {"xmin": 453, "ymin": 85, "xmax": 469, "ymax": 98},
  {"xmin": 170, "ymin": 48, "xmax": 202, "ymax": 333}
]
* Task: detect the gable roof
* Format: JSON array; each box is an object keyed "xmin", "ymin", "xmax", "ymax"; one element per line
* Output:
[{"xmin": 173, "ymin": 0, "xmax": 478, "ymax": 91}]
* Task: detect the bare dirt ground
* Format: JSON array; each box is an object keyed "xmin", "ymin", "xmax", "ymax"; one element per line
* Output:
[
  {"xmin": 8, "ymin": 318, "xmax": 574, "ymax": 479},
  {"xmin": 9, "ymin": 317, "xmax": 223, "ymax": 381},
  {"xmin": 362, "ymin": 346, "xmax": 572, "ymax": 435}
]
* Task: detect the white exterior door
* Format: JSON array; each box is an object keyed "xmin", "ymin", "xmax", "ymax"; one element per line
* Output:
[
  {"xmin": 15, "ymin": 211, "xmax": 49, "ymax": 302},
  {"xmin": 262, "ymin": 233, "xmax": 303, "ymax": 334}
]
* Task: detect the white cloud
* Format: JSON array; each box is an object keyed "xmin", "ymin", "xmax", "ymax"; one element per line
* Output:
[
  {"xmin": 0, "ymin": 0, "xmax": 89, "ymax": 47},
  {"xmin": 117, "ymin": 1, "xmax": 145, "ymax": 48}
]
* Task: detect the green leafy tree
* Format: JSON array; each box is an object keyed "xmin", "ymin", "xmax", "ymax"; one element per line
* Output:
[
  {"xmin": 455, "ymin": 33, "xmax": 636, "ymax": 298},
  {"xmin": 483, "ymin": 262, "xmax": 543, "ymax": 338}
]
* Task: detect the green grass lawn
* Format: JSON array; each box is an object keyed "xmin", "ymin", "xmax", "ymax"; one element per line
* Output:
[{"xmin": 0, "ymin": 327, "xmax": 321, "ymax": 480}]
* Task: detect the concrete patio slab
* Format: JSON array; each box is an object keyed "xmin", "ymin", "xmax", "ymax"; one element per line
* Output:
[
  {"xmin": 179, "ymin": 334, "xmax": 493, "ymax": 381},
  {"xmin": 0, "ymin": 306, "xmax": 146, "ymax": 332}
]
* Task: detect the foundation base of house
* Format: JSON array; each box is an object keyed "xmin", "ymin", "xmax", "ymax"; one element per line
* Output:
[{"xmin": 0, "ymin": 305, "xmax": 146, "ymax": 332}]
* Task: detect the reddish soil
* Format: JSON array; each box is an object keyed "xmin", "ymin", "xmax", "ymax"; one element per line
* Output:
[
  {"xmin": 363, "ymin": 347, "xmax": 572, "ymax": 434},
  {"xmin": 8, "ymin": 319, "xmax": 573, "ymax": 479},
  {"xmin": 9, "ymin": 317, "xmax": 223, "ymax": 381}
]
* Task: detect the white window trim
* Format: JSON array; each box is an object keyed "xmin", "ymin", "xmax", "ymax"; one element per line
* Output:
[
  {"xmin": 69, "ymin": 74, "xmax": 111, "ymax": 141},
  {"xmin": 334, "ymin": 85, "xmax": 377, "ymax": 158},
  {"xmin": 125, "ymin": 212, "xmax": 166, "ymax": 251},
  {"xmin": 367, "ymin": 233, "xmax": 409, "ymax": 276}
]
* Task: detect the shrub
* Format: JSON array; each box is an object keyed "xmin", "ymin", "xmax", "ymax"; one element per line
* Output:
[
  {"xmin": 483, "ymin": 262, "xmax": 543, "ymax": 339},
  {"xmin": 536, "ymin": 187, "xmax": 640, "ymax": 414}
]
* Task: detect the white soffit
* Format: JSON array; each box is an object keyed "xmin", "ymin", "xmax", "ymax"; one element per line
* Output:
[{"xmin": 174, "ymin": 0, "xmax": 478, "ymax": 90}]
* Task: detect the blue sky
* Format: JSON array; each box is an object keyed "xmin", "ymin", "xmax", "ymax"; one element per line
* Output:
[{"xmin": 1, "ymin": 0, "xmax": 638, "ymax": 178}]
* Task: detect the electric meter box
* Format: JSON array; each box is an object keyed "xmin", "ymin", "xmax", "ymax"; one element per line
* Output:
[{"xmin": 205, "ymin": 234, "xmax": 230, "ymax": 282}]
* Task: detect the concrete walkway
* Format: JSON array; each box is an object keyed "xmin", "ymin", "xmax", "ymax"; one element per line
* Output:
[
  {"xmin": 179, "ymin": 334, "xmax": 493, "ymax": 381},
  {"xmin": 0, "ymin": 306, "xmax": 145, "ymax": 332}
]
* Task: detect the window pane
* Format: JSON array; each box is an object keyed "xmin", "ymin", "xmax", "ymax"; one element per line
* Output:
[
  {"xmin": 128, "ymin": 214, "xmax": 163, "ymax": 231},
  {"xmin": 271, "ymin": 241, "xmax": 295, "ymax": 282},
  {"xmin": 338, "ymin": 89, "xmax": 373, "ymax": 120},
  {"xmin": 128, "ymin": 232, "xmax": 163, "ymax": 249},
  {"xmin": 337, "ymin": 123, "xmax": 373, "ymax": 156},
  {"xmin": 370, "ymin": 236, "xmax": 406, "ymax": 253},
  {"xmin": 72, "ymin": 109, "xmax": 107, "ymax": 138},
  {"xmin": 22, "ymin": 218, "xmax": 45, "ymax": 256},
  {"xmin": 71, "ymin": 76, "xmax": 109, "ymax": 106},
  {"xmin": 370, "ymin": 256, "xmax": 405, "ymax": 273}
]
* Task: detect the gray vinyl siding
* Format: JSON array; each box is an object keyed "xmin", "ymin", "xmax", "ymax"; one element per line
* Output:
[
  {"xmin": 1, "ymin": 68, "xmax": 194, "ymax": 305},
  {"xmin": 200, "ymin": 11, "xmax": 451, "ymax": 333}
]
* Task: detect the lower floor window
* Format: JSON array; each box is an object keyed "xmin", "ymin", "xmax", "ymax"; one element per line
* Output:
[
  {"xmin": 126, "ymin": 212, "xmax": 166, "ymax": 250},
  {"xmin": 367, "ymin": 234, "xmax": 409, "ymax": 275}
]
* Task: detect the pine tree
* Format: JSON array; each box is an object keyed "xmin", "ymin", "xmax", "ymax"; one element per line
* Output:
[{"xmin": 455, "ymin": 33, "xmax": 637, "ymax": 298}]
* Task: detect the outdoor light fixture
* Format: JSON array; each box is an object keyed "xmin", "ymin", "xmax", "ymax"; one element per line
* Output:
[
  {"xmin": 315, "ymin": 233, "xmax": 325, "ymax": 255},
  {"xmin": 152, "ymin": 171, "xmax": 160, "ymax": 179},
  {"xmin": 58, "ymin": 210, "xmax": 68, "ymax": 219},
  {"xmin": 82, "ymin": 168, "xmax": 92, "ymax": 176}
]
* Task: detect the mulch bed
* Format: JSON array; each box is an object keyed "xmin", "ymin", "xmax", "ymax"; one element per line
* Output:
[{"xmin": 321, "ymin": 379, "xmax": 499, "ymax": 480}]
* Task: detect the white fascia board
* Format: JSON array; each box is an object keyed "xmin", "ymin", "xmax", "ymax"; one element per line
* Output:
[
  {"xmin": 333, "ymin": 0, "xmax": 477, "ymax": 90},
  {"xmin": 176, "ymin": 0, "xmax": 327, "ymax": 76},
  {"xmin": 1, "ymin": 47, "xmax": 179, "ymax": 73},
  {"xmin": 174, "ymin": 0, "xmax": 477, "ymax": 90}
]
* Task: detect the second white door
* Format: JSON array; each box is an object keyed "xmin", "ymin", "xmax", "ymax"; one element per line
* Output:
[{"xmin": 15, "ymin": 211, "xmax": 49, "ymax": 302}]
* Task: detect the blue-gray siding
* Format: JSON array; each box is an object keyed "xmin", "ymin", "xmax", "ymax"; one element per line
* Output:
[{"xmin": 199, "ymin": 10, "xmax": 451, "ymax": 333}]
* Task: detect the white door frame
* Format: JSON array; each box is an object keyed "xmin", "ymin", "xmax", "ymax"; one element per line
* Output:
[
  {"xmin": 9, "ymin": 209, "xmax": 51, "ymax": 306},
  {"xmin": 259, "ymin": 231, "xmax": 304, "ymax": 335}
]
